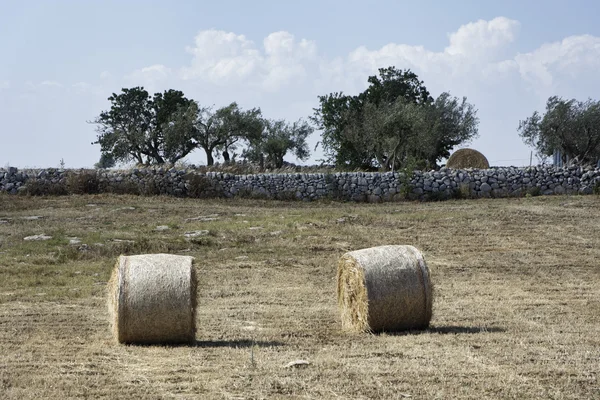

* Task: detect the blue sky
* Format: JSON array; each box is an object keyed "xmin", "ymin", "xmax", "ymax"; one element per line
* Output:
[{"xmin": 2, "ymin": 0, "xmax": 600, "ymax": 168}]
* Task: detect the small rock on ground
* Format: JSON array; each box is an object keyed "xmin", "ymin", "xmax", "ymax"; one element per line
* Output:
[
  {"xmin": 285, "ymin": 360, "xmax": 310, "ymax": 368},
  {"xmin": 24, "ymin": 234, "xmax": 52, "ymax": 241},
  {"xmin": 184, "ymin": 230, "xmax": 209, "ymax": 238}
]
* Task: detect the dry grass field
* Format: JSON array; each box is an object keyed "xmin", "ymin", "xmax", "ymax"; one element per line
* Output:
[{"xmin": 0, "ymin": 193, "xmax": 598, "ymax": 399}]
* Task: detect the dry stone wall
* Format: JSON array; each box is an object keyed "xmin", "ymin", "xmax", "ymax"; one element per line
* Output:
[{"xmin": 1, "ymin": 165, "xmax": 599, "ymax": 201}]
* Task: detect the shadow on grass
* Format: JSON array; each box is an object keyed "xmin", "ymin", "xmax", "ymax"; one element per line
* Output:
[
  {"xmin": 125, "ymin": 339, "xmax": 284, "ymax": 348},
  {"xmin": 383, "ymin": 325, "xmax": 505, "ymax": 336},
  {"xmin": 195, "ymin": 339, "xmax": 284, "ymax": 348},
  {"xmin": 427, "ymin": 325, "xmax": 505, "ymax": 334}
]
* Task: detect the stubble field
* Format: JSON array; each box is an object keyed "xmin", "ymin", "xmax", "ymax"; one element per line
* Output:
[{"xmin": 0, "ymin": 194, "xmax": 598, "ymax": 399}]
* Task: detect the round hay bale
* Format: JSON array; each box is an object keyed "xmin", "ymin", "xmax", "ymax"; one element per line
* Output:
[
  {"xmin": 337, "ymin": 245, "xmax": 432, "ymax": 333},
  {"xmin": 446, "ymin": 148, "xmax": 490, "ymax": 169},
  {"xmin": 107, "ymin": 254, "xmax": 197, "ymax": 344}
]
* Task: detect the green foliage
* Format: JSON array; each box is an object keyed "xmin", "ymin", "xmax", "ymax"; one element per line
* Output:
[
  {"xmin": 195, "ymin": 103, "xmax": 263, "ymax": 166},
  {"xmin": 94, "ymin": 153, "xmax": 116, "ymax": 169},
  {"xmin": 394, "ymin": 158, "xmax": 419, "ymax": 200},
  {"xmin": 454, "ymin": 183, "xmax": 472, "ymax": 199},
  {"xmin": 243, "ymin": 119, "xmax": 312, "ymax": 169},
  {"xmin": 66, "ymin": 170, "xmax": 100, "ymax": 194},
  {"xmin": 518, "ymin": 96, "xmax": 600, "ymax": 166},
  {"xmin": 312, "ymin": 66, "xmax": 478, "ymax": 170},
  {"xmin": 92, "ymin": 87, "xmax": 197, "ymax": 165},
  {"xmin": 593, "ymin": 181, "xmax": 600, "ymax": 195},
  {"xmin": 526, "ymin": 186, "xmax": 542, "ymax": 197},
  {"xmin": 186, "ymin": 174, "xmax": 224, "ymax": 198}
]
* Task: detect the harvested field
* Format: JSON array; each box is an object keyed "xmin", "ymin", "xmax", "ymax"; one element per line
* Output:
[{"xmin": 0, "ymin": 193, "xmax": 599, "ymax": 399}]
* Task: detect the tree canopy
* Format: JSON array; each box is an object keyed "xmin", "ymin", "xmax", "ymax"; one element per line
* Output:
[
  {"xmin": 194, "ymin": 103, "xmax": 263, "ymax": 166},
  {"xmin": 243, "ymin": 119, "xmax": 313, "ymax": 169},
  {"xmin": 312, "ymin": 67, "xmax": 478, "ymax": 170},
  {"xmin": 92, "ymin": 87, "xmax": 196, "ymax": 165},
  {"xmin": 518, "ymin": 96, "xmax": 600, "ymax": 166}
]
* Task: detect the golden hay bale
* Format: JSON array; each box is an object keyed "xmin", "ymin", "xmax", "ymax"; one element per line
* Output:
[
  {"xmin": 337, "ymin": 245, "xmax": 432, "ymax": 333},
  {"xmin": 107, "ymin": 254, "xmax": 197, "ymax": 344},
  {"xmin": 446, "ymin": 148, "xmax": 490, "ymax": 169}
]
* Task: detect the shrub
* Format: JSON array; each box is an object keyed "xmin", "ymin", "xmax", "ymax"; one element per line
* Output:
[
  {"xmin": 186, "ymin": 173, "xmax": 224, "ymax": 198},
  {"xmin": 66, "ymin": 170, "xmax": 100, "ymax": 194},
  {"xmin": 139, "ymin": 177, "xmax": 161, "ymax": 196},
  {"xmin": 526, "ymin": 186, "xmax": 542, "ymax": 197},
  {"xmin": 452, "ymin": 183, "xmax": 472, "ymax": 199}
]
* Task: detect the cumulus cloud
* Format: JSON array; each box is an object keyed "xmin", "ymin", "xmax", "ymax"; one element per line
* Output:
[
  {"xmin": 180, "ymin": 29, "xmax": 318, "ymax": 91},
  {"xmin": 445, "ymin": 17, "xmax": 520, "ymax": 58},
  {"xmin": 515, "ymin": 34, "xmax": 600, "ymax": 88},
  {"xmin": 323, "ymin": 17, "xmax": 522, "ymax": 94},
  {"xmin": 133, "ymin": 18, "xmax": 529, "ymax": 97}
]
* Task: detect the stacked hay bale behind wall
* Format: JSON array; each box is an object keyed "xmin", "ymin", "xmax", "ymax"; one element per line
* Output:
[
  {"xmin": 337, "ymin": 245, "xmax": 432, "ymax": 333},
  {"xmin": 108, "ymin": 254, "xmax": 197, "ymax": 344},
  {"xmin": 446, "ymin": 148, "xmax": 490, "ymax": 169}
]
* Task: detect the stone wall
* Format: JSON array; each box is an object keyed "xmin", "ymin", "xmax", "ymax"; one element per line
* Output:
[{"xmin": 1, "ymin": 165, "xmax": 599, "ymax": 201}]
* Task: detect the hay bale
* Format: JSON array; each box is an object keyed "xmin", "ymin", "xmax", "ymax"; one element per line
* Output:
[
  {"xmin": 446, "ymin": 148, "xmax": 490, "ymax": 169},
  {"xmin": 108, "ymin": 254, "xmax": 197, "ymax": 344},
  {"xmin": 337, "ymin": 245, "xmax": 432, "ymax": 333}
]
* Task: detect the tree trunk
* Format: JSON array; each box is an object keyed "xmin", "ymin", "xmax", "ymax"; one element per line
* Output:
[
  {"xmin": 222, "ymin": 150, "xmax": 230, "ymax": 163},
  {"xmin": 206, "ymin": 152, "xmax": 214, "ymax": 166}
]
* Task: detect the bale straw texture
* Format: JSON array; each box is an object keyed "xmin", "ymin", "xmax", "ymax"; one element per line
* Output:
[
  {"xmin": 446, "ymin": 148, "xmax": 490, "ymax": 169},
  {"xmin": 337, "ymin": 245, "xmax": 432, "ymax": 333},
  {"xmin": 108, "ymin": 254, "xmax": 197, "ymax": 344}
]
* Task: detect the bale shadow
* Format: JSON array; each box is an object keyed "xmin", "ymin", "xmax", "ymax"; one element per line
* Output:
[
  {"xmin": 195, "ymin": 339, "xmax": 284, "ymax": 348},
  {"xmin": 427, "ymin": 325, "xmax": 505, "ymax": 334},
  {"xmin": 383, "ymin": 325, "xmax": 505, "ymax": 336},
  {"xmin": 126, "ymin": 339, "xmax": 284, "ymax": 348}
]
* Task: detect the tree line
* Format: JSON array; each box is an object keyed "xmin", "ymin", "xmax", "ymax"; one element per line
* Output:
[
  {"xmin": 93, "ymin": 66, "xmax": 600, "ymax": 170},
  {"xmin": 93, "ymin": 88, "xmax": 312, "ymax": 169}
]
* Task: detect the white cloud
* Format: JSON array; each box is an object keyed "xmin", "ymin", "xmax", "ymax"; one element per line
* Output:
[
  {"xmin": 445, "ymin": 17, "xmax": 520, "ymax": 58},
  {"xmin": 0, "ymin": 80, "xmax": 9, "ymax": 90},
  {"xmin": 180, "ymin": 29, "xmax": 318, "ymax": 91},
  {"xmin": 181, "ymin": 30, "xmax": 260, "ymax": 83},
  {"xmin": 515, "ymin": 34, "xmax": 600, "ymax": 88},
  {"xmin": 327, "ymin": 17, "xmax": 521, "ymax": 92}
]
